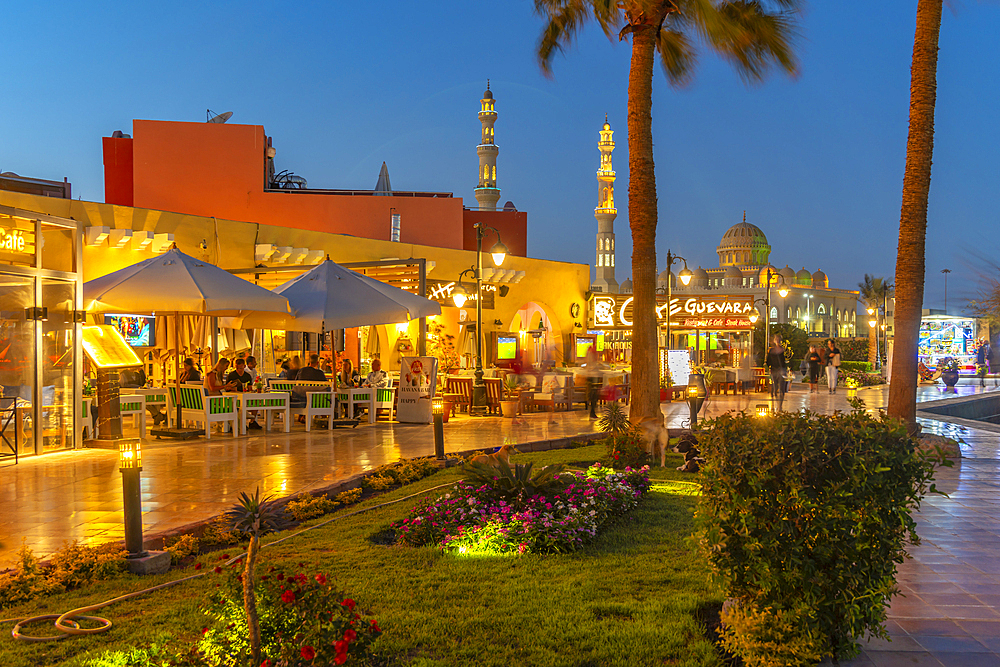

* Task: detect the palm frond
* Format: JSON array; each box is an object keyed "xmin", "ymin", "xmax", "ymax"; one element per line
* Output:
[
  {"xmin": 656, "ymin": 27, "xmax": 697, "ymax": 87},
  {"xmin": 225, "ymin": 487, "xmax": 280, "ymax": 538},
  {"xmin": 597, "ymin": 401, "xmax": 633, "ymax": 435},
  {"xmin": 534, "ymin": 0, "xmax": 621, "ymax": 75}
]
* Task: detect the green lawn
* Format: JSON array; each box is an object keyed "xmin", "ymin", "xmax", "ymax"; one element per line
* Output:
[{"xmin": 0, "ymin": 446, "xmax": 723, "ymax": 667}]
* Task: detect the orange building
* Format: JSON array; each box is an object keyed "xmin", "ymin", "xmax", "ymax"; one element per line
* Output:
[{"xmin": 103, "ymin": 116, "xmax": 527, "ymax": 256}]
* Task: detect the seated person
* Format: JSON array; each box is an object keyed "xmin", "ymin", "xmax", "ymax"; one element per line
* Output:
[
  {"xmin": 226, "ymin": 358, "xmax": 254, "ymax": 391},
  {"xmin": 363, "ymin": 358, "xmax": 388, "ymax": 388},
  {"xmin": 339, "ymin": 359, "xmax": 359, "ymax": 388},
  {"xmin": 204, "ymin": 359, "xmax": 238, "ymax": 396},
  {"xmin": 179, "ymin": 357, "xmax": 201, "ymax": 384},
  {"xmin": 285, "ymin": 355, "xmax": 302, "ymax": 381},
  {"xmin": 289, "ymin": 354, "xmax": 330, "ymax": 414},
  {"xmin": 277, "ymin": 360, "xmax": 291, "ymax": 379},
  {"xmin": 119, "ymin": 367, "xmax": 146, "ymax": 388}
]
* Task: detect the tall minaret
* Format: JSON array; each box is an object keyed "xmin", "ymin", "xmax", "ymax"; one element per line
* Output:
[
  {"xmin": 474, "ymin": 81, "xmax": 501, "ymax": 211},
  {"xmin": 591, "ymin": 115, "xmax": 618, "ymax": 293}
]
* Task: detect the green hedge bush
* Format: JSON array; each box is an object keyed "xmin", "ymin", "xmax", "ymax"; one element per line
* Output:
[
  {"xmin": 839, "ymin": 360, "xmax": 872, "ymax": 373},
  {"xmin": 694, "ymin": 407, "xmax": 948, "ymax": 664},
  {"xmin": 837, "ymin": 338, "xmax": 870, "ymax": 362}
]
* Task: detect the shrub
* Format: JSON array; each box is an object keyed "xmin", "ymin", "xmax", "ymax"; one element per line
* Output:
[
  {"xmin": 839, "ymin": 360, "xmax": 872, "ymax": 372},
  {"xmin": 195, "ymin": 565, "xmax": 382, "ymax": 666},
  {"xmin": 165, "ymin": 534, "xmax": 200, "ymax": 564},
  {"xmin": 719, "ymin": 601, "xmax": 824, "ymax": 667},
  {"xmin": 201, "ymin": 515, "xmax": 242, "ymax": 547},
  {"xmin": 837, "ymin": 338, "xmax": 870, "ymax": 362},
  {"xmin": 287, "ymin": 493, "xmax": 339, "ymax": 522},
  {"xmin": 603, "ymin": 431, "xmax": 650, "ymax": 469},
  {"xmin": 0, "ymin": 541, "xmax": 62, "ymax": 610},
  {"xmin": 462, "ymin": 460, "xmax": 565, "ymax": 500},
  {"xmin": 695, "ymin": 408, "xmax": 948, "ymax": 663},
  {"xmin": 335, "ymin": 488, "xmax": 363, "ymax": 505},
  {"xmin": 839, "ymin": 369, "xmax": 883, "ymax": 387},
  {"xmin": 46, "ymin": 540, "xmax": 128, "ymax": 590},
  {"xmin": 363, "ymin": 474, "xmax": 395, "ymax": 491}
]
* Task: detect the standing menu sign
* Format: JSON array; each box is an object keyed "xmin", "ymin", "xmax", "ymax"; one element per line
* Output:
[{"xmin": 396, "ymin": 357, "xmax": 438, "ymax": 424}]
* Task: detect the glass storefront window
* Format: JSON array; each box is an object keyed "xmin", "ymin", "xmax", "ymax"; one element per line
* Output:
[
  {"xmin": 0, "ymin": 275, "xmax": 35, "ymax": 455},
  {"xmin": 41, "ymin": 225, "xmax": 76, "ymax": 273},
  {"xmin": 41, "ymin": 279, "xmax": 76, "ymax": 451}
]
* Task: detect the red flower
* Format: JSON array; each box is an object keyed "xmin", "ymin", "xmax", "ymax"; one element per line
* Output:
[
  {"xmin": 300, "ymin": 646, "xmax": 316, "ymax": 660},
  {"xmin": 201, "ymin": 627, "xmax": 208, "ymax": 635},
  {"xmin": 614, "ymin": 454, "xmax": 619, "ymax": 460},
  {"xmin": 371, "ymin": 619, "xmax": 381, "ymax": 633},
  {"xmin": 335, "ymin": 639, "xmax": 349, "ymax": 653},
  {"xmin": 334, "ymin": 654, "xmax": 348, "ymax": 665},
  {"xmin": 344, "ymin": 629, "xmax": 357, "ymax": 642},
  {"xmin": 261, "ymin": 661, "xmax": 271, "ymax": 667},
  {"xmin": 213, "ymin": 566, "xmax": 223, "ymax": 574},
  {"xmin": 315, "ymin": 574, "xmax": 327, "ymax": 585},
  {"xmin": 295, "ymin": 573, "xmax": 307, "ymax": 584},
  {"xmin": 343, "ymin": 598, "xmax": 356, "ymax": 611},
  {"xmin": 221, "ymin": 554, "xmax": 230, "ymax": 560},
  {"xmin": 194, "ymin": 562, "xmax": 203, "ymax": 570},
  {"xmin": 281, "ymin": 590, "xmax": 296, "ymax": 603},
  {"xmin": 276, "ymin": 573, "xmax": 285, "ymax": 581},
  {"xmin": 298, "ymin": 562, "xmax": 305, "ymax": 568}
]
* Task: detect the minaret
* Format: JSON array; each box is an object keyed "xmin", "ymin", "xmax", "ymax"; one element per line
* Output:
[
  {"xmin": 591, "ymin": 115, "xmax": 619, "ymax": 293},
  {"xmin": 474, "ymin": 81, "xmax": 501, "ymax": 211}
]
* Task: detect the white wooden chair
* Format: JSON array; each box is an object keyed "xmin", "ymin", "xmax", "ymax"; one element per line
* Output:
[
  {"xmin": 82, "ymin": 397, "xmax": 95, "ymax": 439},
  {"xmin": 168, "ymin": 386, "xmax": 238, "ymax": 439},
  {"xmin": 119, "ymin": 393, "xmax": 147, "ymax": 438},
  {"xmin": 268, "ymin": 380, "xmax": 334, "ymax": 429}
]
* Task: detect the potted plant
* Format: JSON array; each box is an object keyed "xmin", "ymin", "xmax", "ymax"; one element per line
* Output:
[
  {"xmin": 938, "ymin": 357, "xmax": 960, "ymax": 387},
  {"xmin": 501, "ymin": 374, "xmax": 521, "ymax": 418}
]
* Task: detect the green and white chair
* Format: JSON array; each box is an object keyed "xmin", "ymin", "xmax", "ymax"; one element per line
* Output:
[
  {"xmin": 82, "ymin": 397, "xmax": 95, "ymax": 440},
  {"xmin": 336, "ymin": 387, "xmax": 375, "ymax": 423},
  {"xmin": 119, "ymin": 393, "xmax": 147, "ymax": 438},
  {"xmin": 303, "ymin": 391, "xmax": 337, "ymax": 431},
  {"xmin": 168, "ymin": 386, "xmax": 238, "ymax": 439}
]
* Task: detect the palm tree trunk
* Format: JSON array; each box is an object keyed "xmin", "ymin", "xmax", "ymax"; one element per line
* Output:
[
  {"xmin": 244, "ymin": 536, "xmax": 262, "ymax": 664},
  {"xmin": 626, "ymin": 24, "xmax": 660, "ymax": 426},
  {"xmin": 868, "ymin": 319, "xmax": 877, "ymax": 368},
  {"xmin": 888, "ymin": 0, "xmax": 943, "ymax": 425}
]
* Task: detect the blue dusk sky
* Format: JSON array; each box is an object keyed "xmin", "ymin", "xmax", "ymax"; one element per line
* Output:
[{"xmin": 1, "ymin": 1, "xmax": 997, "ymax": 311}]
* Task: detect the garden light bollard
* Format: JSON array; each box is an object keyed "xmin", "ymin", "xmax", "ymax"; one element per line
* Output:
[
  {"xmin": 119, "ymin": 439, "xmax": 148, "ymax": 558},
  {"xmin": 686, "ymin": 373, "xmax": 707, "ymax": 429},
  {"xmin": 432, "ymin": 396, "xmax": 445, "ymax": 460}
]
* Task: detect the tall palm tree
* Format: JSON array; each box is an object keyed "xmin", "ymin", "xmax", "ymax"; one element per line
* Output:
[
  {"xmin": 858, "ymin": 274, "xmax": 888, "ymax": 368},
  {"xmin": 535, "ymin": 0, "xmax": 800, "ymax": 425},
  {"xmin": 887, "ymin": 0, "xmax": 944, "ymax": 426}
]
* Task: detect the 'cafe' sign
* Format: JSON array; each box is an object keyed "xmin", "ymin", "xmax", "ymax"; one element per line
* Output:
[
  {"xmin": 0, "ymin": 226, "xmax": 29, "ymax": 254},
  {"xmin": 590, "ymin": 294, "xmax": 754, "ymax": 330}
]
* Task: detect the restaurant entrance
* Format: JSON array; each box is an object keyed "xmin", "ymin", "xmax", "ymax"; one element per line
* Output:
[{"xmin": 0, "ymin": 207, "xmax": 82, "ymax": 457}]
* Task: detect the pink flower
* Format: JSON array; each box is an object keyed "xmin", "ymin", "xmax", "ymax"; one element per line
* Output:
[
  {"xmin": 281, "ymin": 590, "xmax": 296, "ymax": 603},
  {"xmin": 300, "ymin": 645, "xmax": 316, "ymax": 660}
]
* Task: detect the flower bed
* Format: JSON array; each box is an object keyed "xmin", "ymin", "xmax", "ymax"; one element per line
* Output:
[{"xmin": 392, "ymin": 464, "xmax": 651, "ymax": 555}]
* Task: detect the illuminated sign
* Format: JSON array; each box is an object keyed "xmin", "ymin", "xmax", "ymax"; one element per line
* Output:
[
  {"xmin": 427, "ymin": 280, "xmax": 495, "ymax": 309},
  {"xmin": 0, "ymin": 227, "xmax": 27, "ymax": 253},
  {"xmin": 81, "ymin": 325, "xmax": 144, "ymax": 369},
  {"xmin": 590, "ymin": 294, "xmax": 753, "ymax": 330}
]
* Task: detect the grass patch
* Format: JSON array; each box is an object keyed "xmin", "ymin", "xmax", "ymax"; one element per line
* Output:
[{"xmin": 0, "ymin": 446, "xmax": 721, "ymax": 667}]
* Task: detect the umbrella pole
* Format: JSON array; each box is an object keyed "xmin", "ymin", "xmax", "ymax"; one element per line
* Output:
[{"xmin": 176, "ymin": 311, "xmax": 183, "ymax": 429}]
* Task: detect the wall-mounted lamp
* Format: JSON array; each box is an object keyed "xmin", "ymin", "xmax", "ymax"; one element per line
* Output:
[
  {"xmin": 24, "ymin": 306, "xmax": 48, "ymax": 321},
  {"xmin": 493, "ymin": 319, "xmax": 503, "ymax": 326}
]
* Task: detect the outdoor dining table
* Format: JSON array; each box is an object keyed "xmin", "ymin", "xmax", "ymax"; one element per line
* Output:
[
  {"xmin": 334, "ymin": 387, "xmax": 376, "ymax": 424},
  {"xmin": 222, "ymin": 391, "xmax": 291, "ymax": 435}
]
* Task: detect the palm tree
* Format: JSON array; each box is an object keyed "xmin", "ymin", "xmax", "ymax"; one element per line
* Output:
[
  {"xmin": 535, "ymin": 0, "xmax": 800, "ymax": 425},
  {"xmin": 887, "ymin": 0, "xmax": 944, "ymax": 426},
  {"xmin": 226, "ymin": 487, "xmax": 280, "ymax": 666},
  {"xmin": 857, "ymin": 274, "xmax": 888, "ymax": 368}
]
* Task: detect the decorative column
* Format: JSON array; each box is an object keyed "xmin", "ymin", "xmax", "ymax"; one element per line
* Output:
[{"xmin": 591, "ymin": 116, "xmax": 618, "ymax": 293}]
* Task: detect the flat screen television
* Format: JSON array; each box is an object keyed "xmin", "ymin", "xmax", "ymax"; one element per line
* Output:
[
  {"xmin": 105, "ymin": 314, "xmax": 153, "ymax": 348},
  {"xmin": 496, "ymin": 335, "xmax": 518, "ymax": 361}
]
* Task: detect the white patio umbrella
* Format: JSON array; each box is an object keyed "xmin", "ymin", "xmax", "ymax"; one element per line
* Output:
[
  {"xmin": 83, "ymin": 247, "xmax": 291, "ymax": 432},
  {"xmin": 235, "ymin": 259, "xmax": 441, "ymax": 333}
]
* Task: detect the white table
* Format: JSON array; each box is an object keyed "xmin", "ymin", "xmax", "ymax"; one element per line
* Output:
[
  {"xmin": 223, "ymin": 391, "xmax": 291, "ymax": 435},
  {"xmin": 335, "ymin": 387, "xmax": 376, "ymax": 424},
  {"xmin": 121, "ymin": 387, "xmax": 171, "ymax": 425}
]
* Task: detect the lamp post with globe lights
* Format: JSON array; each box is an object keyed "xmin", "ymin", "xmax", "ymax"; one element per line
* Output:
[
  {"xmin": 749, "ymin": 268, "xmax": 789, "ymax": 364},
  {"xmin": 659, "ymin": 250, "xmax": 693, "ymax": 350},
  {"xmin": 451, "ymin": 223, "xmax": 508, "ymax": 415}
]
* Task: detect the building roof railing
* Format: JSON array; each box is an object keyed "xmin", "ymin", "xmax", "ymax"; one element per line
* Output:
[{"xmin": 264, "ymin": 187, "xmax": 453, "ymax": 198}]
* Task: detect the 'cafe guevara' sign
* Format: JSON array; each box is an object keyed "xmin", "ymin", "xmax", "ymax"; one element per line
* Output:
[{"xmin": 590, "ymin": 294, "xmax": 754, "ymax": 330}]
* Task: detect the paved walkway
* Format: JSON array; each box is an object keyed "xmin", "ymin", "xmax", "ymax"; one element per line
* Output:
[{"xmin": 5, "ymin": 379, "xmax": 1000, "ymax": 667}]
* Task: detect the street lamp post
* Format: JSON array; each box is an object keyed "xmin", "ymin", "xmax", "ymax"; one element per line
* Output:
[
  {"xmin": 662, "ymin": 250, "xmax": 693, "ymax": 351},
  {"xmin": 882, "ymin": 282, "xmax": 893, "ymax": 369},
  {"xmin": 749, "ymin": 268, "xmax": 788, "ymax": 364},
  {"xmin": 452, "ymin": 222, "xmax": 508, "ymax": 416}
]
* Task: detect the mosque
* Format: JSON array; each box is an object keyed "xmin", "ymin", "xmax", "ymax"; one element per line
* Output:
[{"xmin": 588, "ymin": 119, "xmax": 859, "ymax": 348}]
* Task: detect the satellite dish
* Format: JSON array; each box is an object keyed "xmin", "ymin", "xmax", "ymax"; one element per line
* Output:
[{"xmin": 206, "ymin": 109, "xmax": 233, "ymax": 124}]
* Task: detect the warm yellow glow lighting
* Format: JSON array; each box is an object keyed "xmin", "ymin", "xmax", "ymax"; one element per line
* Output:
[
  {"xmin": 452, "ymin": 287, "xmax": 468, "ymax": 308},
  {"xmin": 432, "ymin": 396, "xmax": 444, "ymax": 415},
  {"xmin": 679, "ymin": 267, "xmax": 693, "ymax": 286},
  {"xmin": 749, "ymin": 311, "xmax": 760, "ymax": 324},
  {"xmin": 118, "ymin": 440, "xmax": 142, "ymax": 470},
  {"xmin": 867, "ymin": 307, "xmax": 875, "ymax": 315},
  {"xmin": 395, "ymin": 322, "xmax": 409, "ymax": 335},
  {"xmin": 777, "ymin": 285, "xmax": 789, "ymax": 298},
  {"xmin": 756, "ymin": 404, "xmax": 770, "ymax": 417},
  {"xmin": 869, "ymin": 319, "xmax": 877, "ymax": 328},
  {"xmin": 82, "ymin": 325, "xmax": 143, "ymax": 369},
  {"xmin": 687, "ymin": 386, "xmax": 698, "ymax": 396},
  {"xmin": 490, "ymin": 241, "xmax": 509, "ymax": 267}
]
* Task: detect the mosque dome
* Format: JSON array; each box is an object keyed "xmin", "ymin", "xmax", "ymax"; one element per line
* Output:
[
  {"xmin": 724, "ymin": 265, "xmax": 744, "ymax": 287},
  {"xmin": 716, "ymin": 214, "xmax": 771, "ymax": 267},
  {"xmin": 796, "ymin": 268, "xmax": 813, "ymax": 286},
  {"xmin": 779, "ymin": 265, "xmax": 796, "ymax": 281},
  {"xmin": 620, "ymin": 278, "xmax": 633, "ymax": 294},
  {"xmin": 691, "ymin": 266, "xmax": 710, "ymax": 288},
  {"xmin": 482, "ymin": 88, "xmax": 493, "ymax": 100},
  {"xmin": 812, "ymin": 269, "xmax": 829, "ymax": 289},
  {"xmin": 656, "ymin": 268, "xmax": 675, "ymax": 291},
  {"xmin": 725, "ymin": 265, "xmax": 744, "ymax": 278}
]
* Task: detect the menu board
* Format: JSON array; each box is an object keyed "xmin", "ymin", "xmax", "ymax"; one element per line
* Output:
[
  {"xmin": 918, "ymin": 318, "xmax": 975, "ymax": 369},
  {"xmin": 660, "ymin": 349, "xmax": 693, "ymax": 386},
  {"xmin": 396, "ymin": 356, "xmax": 438, "ymax": 423},
  {"xmin": 82, "ymin": 325, "xmax": 143, "ymax": 369}
]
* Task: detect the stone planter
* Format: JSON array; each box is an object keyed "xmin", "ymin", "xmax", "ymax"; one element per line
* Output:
[
  {"xmin": 442, "ymin": 402, "xmax": 452, "ymax": 423},
  {"xmin": 500, "ymin": 400, "xmax": 519, "ymax": 418},
  {"xmin": 941, "ymin": 370, "xmax": 960, "ymax": 387}
]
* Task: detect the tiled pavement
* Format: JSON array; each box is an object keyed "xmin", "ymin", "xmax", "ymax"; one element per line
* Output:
[{"xmin": 4, "ymin": 379, "xmax": 1000, "ymax": 665}]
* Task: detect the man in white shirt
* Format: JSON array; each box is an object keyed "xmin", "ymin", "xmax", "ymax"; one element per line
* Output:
[{"xmin": 364, "ymin": 358, "xmax": 388, "ymax": 388}]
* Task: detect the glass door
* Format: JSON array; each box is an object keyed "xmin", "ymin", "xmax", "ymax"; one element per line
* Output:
[
  {"xmin": 0, "ymin": 274, "xmax": 35, "ymax": 456},
  {"xmin": 40, "ymin": 278, "xmax": 76, "ymax": 452}
]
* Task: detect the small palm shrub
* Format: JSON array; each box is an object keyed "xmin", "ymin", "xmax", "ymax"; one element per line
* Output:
[
  {"xmin": 597, "ymin": 402, "xmax": 649, "ymax": 469},
  {"xmin": 462, "ymin": 460, "xmax": 565, "ymax": 500}
]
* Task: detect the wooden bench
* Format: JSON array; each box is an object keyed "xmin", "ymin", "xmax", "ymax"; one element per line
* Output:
[{"xmin": 445, "ymin": 377, "xmax": 473, "ymax": 413}]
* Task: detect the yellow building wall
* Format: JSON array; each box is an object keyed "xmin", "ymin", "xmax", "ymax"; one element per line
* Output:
[{"xmin": 0, "ymin": 190, "xmax": 591, "ymax": 370}]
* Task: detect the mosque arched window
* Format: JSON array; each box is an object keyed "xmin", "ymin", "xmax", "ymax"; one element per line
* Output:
[
  {"xmin": 817, "ymin": 304, "xmax": 826, "ymax": 315},
  {"xmin": 611, "ymin": 255, "xmax": 614, "ymax": 267},
  {"xmin": 604, "ymin": 253, "xmax": 610, "ymax": 267},
  {"xmin": 492, "ymin": 166, "xmax": 496, "ymax": 181},
  {"xmin": 611, "ymin": 239, "xmax": 614, "ymax": 250},
  {"xmin": 598, "ymin": 254, "xmax": 603, "ymax": 267},
  {"xmin": 483, "ymin": 165, "xmax": 489, "ymax": 181},
  {"xmin": 770, "ymin": 306, "xmax": 778, "ymax": 320}
]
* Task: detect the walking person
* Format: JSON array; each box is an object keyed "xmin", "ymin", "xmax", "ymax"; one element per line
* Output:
[
  {"xmin": 977, "ymin": 342, "xmax": 989, "ymax": 388},
  {"xmin": 826, "ymin": 339, "xmax": 842, "ymax": 394},
  {"xmin": 807, "ymin": 345, "xmax": 821, "ymax": 393},
  {"xmin": 989, "ymin": 342, "xmax": 998, "ymax": 387},
  {"xmin": 766, "ymin": 335, "xmax": 787, "ymax": 411}
]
